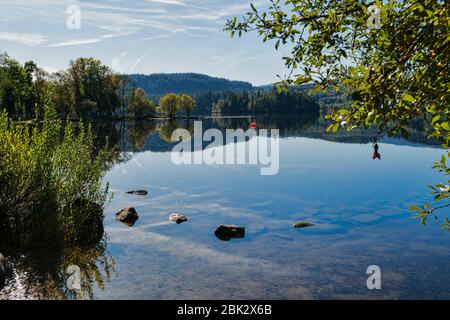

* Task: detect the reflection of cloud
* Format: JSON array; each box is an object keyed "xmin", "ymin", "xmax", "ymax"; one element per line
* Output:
[{"xmin": 107, "ymin": 227, "xmax": 279, "ymax": 274}]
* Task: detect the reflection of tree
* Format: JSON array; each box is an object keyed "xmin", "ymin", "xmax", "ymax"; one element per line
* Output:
[
  {"xmin": 0, "ymin": 239, "xmax": 115, "ymax": 300},
  {"xmin": 157, "ymin": 120, "xmax": 183, "ymax": 143},
  {"xmin": 211, "ymin": 114, "xmax": 320, "ymax": 138},
  {"xmin": 85, "ymin": 116, "xmax": 440, "ymax": 156},
  {"xmin": 127, "ymin": 121, "xmax": 157, "ymax": 150}
]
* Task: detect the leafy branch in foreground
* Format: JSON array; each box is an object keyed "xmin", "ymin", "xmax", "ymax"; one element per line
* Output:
[
  {"xmin": 410, "ymin": 153, "xmax": 450, "ymax": 229},
  {"xmin": 226, "ymin": 0, "xmax": 449, "ymax": 226}
]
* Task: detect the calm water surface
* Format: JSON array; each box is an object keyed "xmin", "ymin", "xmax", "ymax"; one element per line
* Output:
[{"xmin": 2, "ymin": 117, "xmax": 449, "ymax": 299}]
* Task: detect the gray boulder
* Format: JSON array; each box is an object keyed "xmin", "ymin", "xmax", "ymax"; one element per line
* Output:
[{"xmin": 116, "ymin": 207, "xmax": 139, "ymax": 226}]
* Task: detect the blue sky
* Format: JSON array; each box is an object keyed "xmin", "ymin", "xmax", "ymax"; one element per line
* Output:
[{"xmin": 0, "ymin": 0, "xmax": 290, "ymax": 85}]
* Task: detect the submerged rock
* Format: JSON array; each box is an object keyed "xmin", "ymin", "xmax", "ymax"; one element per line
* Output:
[
  {"xmin": 292, "ymin": 221, "xmax": 315, "ymax": 228},
  {"xmin": 116, "ymin": 207, "xmax": 139, "ymax": 227},
  {"xmin": 214, "ymin": 225, "xmax": 245, "ymax": 241},
  {"xmin": 126, "ymin": 189, "xmax": 148, "ymax": 196},
  {"xmin": 169, "ymin": 213, "xmax": 188, "ymax": 224}
]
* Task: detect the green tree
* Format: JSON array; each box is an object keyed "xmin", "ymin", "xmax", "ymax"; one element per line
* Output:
[
  {"xmin": 226, "ymin": 0, "xmax": 449, "ymax": 227},
  {"xmin": 119, "ymin": 74, "xmax": 132, "ymax": 117},
  {"xmin": 0, "ymin": 53, "xmax": 44, "ymax": 119},
  {"xmin": 127, "ymin": 88, "xmax": 156, "ymax": 119},
  {"xmin": 158, "ymin": 93, "xmax": 181, "ymax": 118},
  {"xmin": 179, "ymin": 94, "xmax": 197, "ymax": 118},
  {"xmin": 66, "ymin": 57, "xmax": 121, "ymax": 119}
]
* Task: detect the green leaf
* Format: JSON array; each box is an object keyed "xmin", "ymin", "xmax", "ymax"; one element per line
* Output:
[{"xmin": 402, "ymin": 94, "xmax": 415, "ymax": 102}]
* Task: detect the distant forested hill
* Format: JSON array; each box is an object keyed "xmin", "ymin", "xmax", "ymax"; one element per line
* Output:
[
  {"xmin": 129, "ymin": 73, "xmax": 253, "ymax": 95},
  {"xmin": 186, "ymin": 90, "xmax": 320, "ymax": 117},
  {"xmin": 256, "ymin": 83, "xmax": 350, "ymax": 109}
]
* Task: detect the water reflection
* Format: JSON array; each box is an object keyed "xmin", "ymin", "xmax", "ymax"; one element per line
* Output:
[
  {"xmin": 1, "ymin": 116, "xmax": 447, "ymax": 300},
  {"xmin": 90, "ymin": 116, "xmax": 440, "ymax": 157},
  {"xmin": 0, "ymin": 240, "xmax": 114, "ymax": 300}
]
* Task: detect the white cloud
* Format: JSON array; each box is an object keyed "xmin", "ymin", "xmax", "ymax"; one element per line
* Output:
[
  {"xmin": 0, "ymin": 32, "xmax": 48, "ymax": 46},
  {"xmin": 0, "ymin": 0, "xmax": 282, "ymax": 83},
  {"xmin": 130, "ymin": 49, "xmax": 153, "ymax": 73},
  {"xmin": 145, "ymin": 0, "xmax": 188, "ymax": 6},
  {"xmin": 48, "ymin": 38, "xmax": 103, "ymax": 48}
]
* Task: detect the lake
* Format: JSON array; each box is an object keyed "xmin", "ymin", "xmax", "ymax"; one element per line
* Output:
[{"xmin": 1, "ymin": 116, "xmax": 449, "ymax": 299}]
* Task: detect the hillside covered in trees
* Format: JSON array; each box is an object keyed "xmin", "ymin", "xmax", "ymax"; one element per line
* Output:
[
  {"xmin": 0, "ymin": 53, "xmax": 325, "ymax": 120},
  {"xmin": 129, "ymin": 73, "xmax": 253, "ymax": 95},
  {"xmin": 0, "ymin": 53, "xmax": 199, "ymax": 120},
  {"xmin": 211, "ymin": 90, "xmax": 319, "ymax": 116}
]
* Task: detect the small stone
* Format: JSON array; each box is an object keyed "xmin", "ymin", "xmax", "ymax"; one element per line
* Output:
[
  {"xmin": 126, "ymin": 190, "xmax": 148, "ymax": 196},
  {"xmin": 169, "ymin": 213, "xmax": 188, "ymax": 224},
  {"xmin": 292, "ymin": 221, "xmax": 315, "ymax": 228},
  {"xmin": 214, "ymin": 225, "xmax": 245, "ymax": 241},
  {"xmin": 116, "ymin": 207, "xmax": 139, "ymax": 226}
]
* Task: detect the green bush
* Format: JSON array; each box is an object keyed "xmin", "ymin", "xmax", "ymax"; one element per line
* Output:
[{"xmin": 0, "ymin": 105, "xmax": 109, "ymax": 248}]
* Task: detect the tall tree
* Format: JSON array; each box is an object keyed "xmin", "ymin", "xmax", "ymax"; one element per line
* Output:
[
  {"xmin": 179, "ymin": 94, "xmax": 197, "ymax": 118},
  {"xmin": 67, "ymin": 58, "xmax": 121, "ymax": 119},
  {"xmin": 158, "ymin": 93, "xmax": 181, "ymax": 118},
  {"xmin": 127, "ymin": 88, "xmax": 156, "ymax": 119},
  {"xmin": 0, "ymin": 53, "xmax": 43, "ymax": 119},
  {"xmin": 118, "ymin": 74, "xmax": 132, "ymax": 117}
]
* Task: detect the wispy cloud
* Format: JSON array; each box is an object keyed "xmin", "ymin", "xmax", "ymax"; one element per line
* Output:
[
  {"xmin": 0, "ymin": 32, "xmax": 48, "ymax": 46},
  {"xmin": 49, "ymin": 38, "xmax": 102, "ymax": 48},
  {"xmin": 130, "ymin": 49, "xmax": 153, "ymax": 73},
  {"xmin": 145, "ymin": 0, "xmax": 188, "ymax": 6},
  {"xmin": 1, "ymin": 0, "xmax": 281, "ymax": 84}
]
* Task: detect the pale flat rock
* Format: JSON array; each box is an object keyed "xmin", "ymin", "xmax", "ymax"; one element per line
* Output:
[{"xmin": 169, "ymin": 213, "xmax": 188, "ymax": 224}]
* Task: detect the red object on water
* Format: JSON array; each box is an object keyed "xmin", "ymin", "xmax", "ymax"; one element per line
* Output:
[
  {"xmin": 250, "ymin": 122, "xmax": 257, "ymax": 129},
  {"xmin": 373, "ymin": 143, "xmax": 381, "ymax": 160}
]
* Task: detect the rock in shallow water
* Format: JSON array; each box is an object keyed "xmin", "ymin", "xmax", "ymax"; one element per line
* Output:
[
  {"xmin": 292, "ymin": 221, "xmax": 315, "ymax": 228},
  {"xmin": 214, "ymin": 225, "xmax": 245, "ymax": 241},
  {"xmin": 116, "ymin": 207, "xmax": 139, "ymax": 226},
  {"xmin": 126, "ymin": 190, "xmax": 148, "ymax": 196},
  {"xmin": 169, "ymin": 213, "xmax": 188, "ymax": 224}
]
